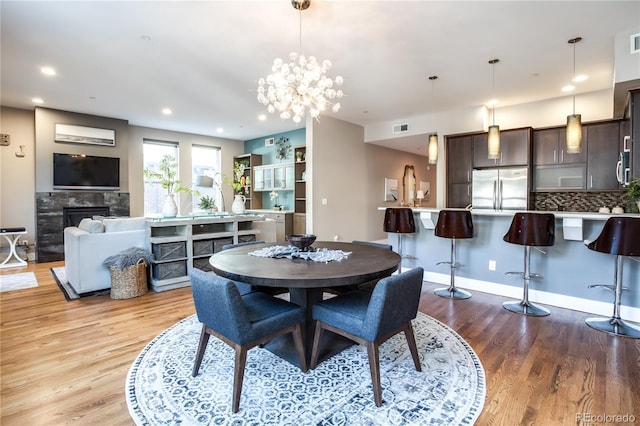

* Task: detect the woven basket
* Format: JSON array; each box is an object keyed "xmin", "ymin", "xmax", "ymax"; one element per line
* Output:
[{"xmin": 109, "ymin": 258, "xmax": 148, "ymax": 299}]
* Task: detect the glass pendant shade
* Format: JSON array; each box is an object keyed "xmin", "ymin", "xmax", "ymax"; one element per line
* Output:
[
  {"xmin": 428, "ymin": 133, "xmax": 438, "ymax": 164},
  {"xmin": 488, "ymin": 125, "xmax": 501, "ymax": 159},
  {"xmin": 566, "ymin": 113, "xmax": 582, "ymax": 154}
]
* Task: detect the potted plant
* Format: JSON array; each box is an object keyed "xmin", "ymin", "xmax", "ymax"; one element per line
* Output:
[
  {"xmin": 625, "ymin": 178, "xmax": 640, "ymax": 213},
  {"xmin": 143, "ymin": 155, "xmax": 196, "ymax": 217},
  {"xmin": 198, "ymin": 195, "xmax": 217, "ymax": 214},
  {"xmin": 270, "ymin": 190, "xmax": 282, "ymax": 210}
]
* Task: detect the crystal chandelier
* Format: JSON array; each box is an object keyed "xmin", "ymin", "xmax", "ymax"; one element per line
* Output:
[{"xmin": 256, "ymin": 0, "xmax": 343, "ymax": 124}]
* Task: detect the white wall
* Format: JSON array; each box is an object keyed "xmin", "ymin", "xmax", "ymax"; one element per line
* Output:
[{"xmin": 0, "ymin": 107, "xmax": 36, "ymax": 245}]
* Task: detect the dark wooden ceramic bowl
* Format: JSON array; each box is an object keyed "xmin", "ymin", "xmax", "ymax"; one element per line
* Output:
[{"xmin": 288, "ymin": 234, "xmax": 316, "ymax": 250}]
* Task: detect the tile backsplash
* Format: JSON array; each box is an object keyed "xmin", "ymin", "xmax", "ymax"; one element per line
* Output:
[{"xmin": 533, "ymin": 190, "xmax": 635, "ymax": 213}]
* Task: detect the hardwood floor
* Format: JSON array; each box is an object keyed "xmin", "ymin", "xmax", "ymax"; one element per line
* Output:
[{"xmin": 1, "ymin": 262, "xmax": 638, "ymax": 425}]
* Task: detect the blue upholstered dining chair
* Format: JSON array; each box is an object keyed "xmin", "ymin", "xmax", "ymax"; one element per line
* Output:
[
  {"xmin": 310, "ymin": 267, "xmax": 424, "ymax": 407},
  {"xmin": 327, "ymin": 240, "xmax": 394, "ymax": 295},
  {"xmin": 190, "ymin": 268, "xmax": 307, "ymax": 413},
  {"xmin": 220, "ymin": 240, "xmax": 265, "ymax": 295}
]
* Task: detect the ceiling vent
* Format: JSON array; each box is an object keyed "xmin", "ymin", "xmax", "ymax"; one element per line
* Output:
[
  {"xmin": 632, "ymin": 33, "xmax": 640, "ymax": 54},
  {"xmin": 392, "ymin": 123, "xmax": 409, "ymax": 134}
]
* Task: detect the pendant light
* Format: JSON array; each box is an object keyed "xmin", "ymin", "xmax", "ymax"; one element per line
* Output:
[
  {"xmin": 487, "ymin": 59, "xmax": 500, "ymax": 160},
  {"xmin": 566, "ymin": 37, "xmax": 583, "ymax": 154},
  {"xmin": 428, "ymin": 75, "xmax": 438, "ymax": 164}
]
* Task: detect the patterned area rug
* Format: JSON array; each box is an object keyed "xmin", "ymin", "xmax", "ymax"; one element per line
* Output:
[
  {"xmin": 0, "ymin": 272, "xmax": 38, "ymax": 292},
  {"xmin": 126, "ymin": 313, "xmax": 486, "ymax": 425}
]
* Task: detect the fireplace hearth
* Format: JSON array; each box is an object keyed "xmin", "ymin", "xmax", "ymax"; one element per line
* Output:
[{"xmin": 36, "ymin": 192, "xmax": 130, "ymax": 262}]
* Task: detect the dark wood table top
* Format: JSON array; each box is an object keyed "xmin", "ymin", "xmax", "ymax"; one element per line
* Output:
[{"xmin": 210, "ymin": 241, "xmax": 400, "ymax": 289}]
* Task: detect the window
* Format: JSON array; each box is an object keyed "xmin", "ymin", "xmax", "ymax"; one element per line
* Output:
[
  {"xmin": 192, "ymin": 145, "xmax": 222, "ymax": 212},
  {"xmin": 143, "ymin": 140, "xmax": 178, "ymax": 216}
]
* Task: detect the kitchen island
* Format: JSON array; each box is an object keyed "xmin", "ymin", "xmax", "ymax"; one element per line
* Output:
[{"xmin": 380, "ymin": 207, "xmax": 640, "ymax": 322}]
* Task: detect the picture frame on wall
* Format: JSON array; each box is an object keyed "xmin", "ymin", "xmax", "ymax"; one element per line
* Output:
[{"xmin": 55, "ymin": 124, "xmax": 116, "ymax": 147}]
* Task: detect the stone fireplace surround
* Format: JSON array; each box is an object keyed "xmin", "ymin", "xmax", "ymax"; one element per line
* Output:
[{"xmin": 36, "ymin": 192, "xmax": 130, "ymax": 262}]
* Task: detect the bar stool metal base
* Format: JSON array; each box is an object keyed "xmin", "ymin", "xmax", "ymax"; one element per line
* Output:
[
  {"xmin": 585, "ymin": 317, "xmax": 640, "ymax": 338},
  {"xmin": 503, "ymin": 246, "xmax": 550, "ymax": 317},
  {"xmin": 434, "ymin": 239, "xmax": 471, "ymax": 300},
  {"xmin": 503, "ymin": 300, "xmax": 550, "ymax": 317},
  {"xmin": 434, "ymin": 286, "xmax": 471, "ymax": 299}
]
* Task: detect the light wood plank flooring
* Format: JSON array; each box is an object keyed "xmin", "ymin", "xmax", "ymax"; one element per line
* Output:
[{"xmin": 1, "ymin": 262, "xmax": 638, "ymax": 425}]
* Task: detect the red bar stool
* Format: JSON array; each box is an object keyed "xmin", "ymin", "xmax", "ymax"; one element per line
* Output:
[
  {"xmin": 383, "ymin": 208, "xmax": 416, "ymax": 267},
  {"xmin": 503, "ymin": 212, "xmax": 555, "ymax": 316},
  {"xmin": 433, "ymin": 210, "xmax": 474, "ymax": 299},
  {"xmin": 585, "ymin": 217, "xmax": 640, "ymax": 338}
]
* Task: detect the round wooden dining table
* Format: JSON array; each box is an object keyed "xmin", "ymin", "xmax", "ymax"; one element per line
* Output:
[{"xmin": 209, "ymin": 241, "xmax": 401, "ymax": 366}]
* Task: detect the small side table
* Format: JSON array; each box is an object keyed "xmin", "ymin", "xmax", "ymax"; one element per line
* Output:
[{"xmin": 1, "ymin": 228, "xmax": 28, "ymax": 269}]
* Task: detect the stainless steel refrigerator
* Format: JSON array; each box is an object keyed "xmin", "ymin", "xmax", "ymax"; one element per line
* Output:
[{"xmin": 472, "ymin": 167, "xmax": 528, "ymax": 210}]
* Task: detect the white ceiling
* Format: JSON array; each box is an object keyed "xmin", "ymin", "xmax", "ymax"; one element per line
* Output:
[{"xmin": 1, "ymin": 1, "xmax": 638, "ymax": 153}]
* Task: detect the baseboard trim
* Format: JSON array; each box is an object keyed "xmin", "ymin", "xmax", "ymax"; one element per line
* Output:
[{"xmin": 414, "ymin": 269, "xmax": 640, "ymax": 323}]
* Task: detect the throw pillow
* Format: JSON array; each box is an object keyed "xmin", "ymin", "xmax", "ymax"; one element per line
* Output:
[{"xmin": 78, "ymin": 218, "xmax": 105, "ymax": 234}]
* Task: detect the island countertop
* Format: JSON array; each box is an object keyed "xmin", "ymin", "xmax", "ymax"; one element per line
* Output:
[
  {"xmin": 378, "ymin": 206, "xmax": 640, "ymax": 221},
  {"xmin": 379, "ymin": 206, "xmax": 640, "ymax": 322}
]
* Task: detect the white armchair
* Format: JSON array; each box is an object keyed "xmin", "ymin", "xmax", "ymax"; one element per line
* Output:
[{"xmin": 64, "ymin": 217, "xmax": 146, "ymax": 294}]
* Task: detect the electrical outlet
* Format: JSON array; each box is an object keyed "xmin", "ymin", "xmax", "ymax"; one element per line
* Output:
[
  {"xmin": 488, "ymin": 260, "xmax": 496, "ymax": 271},
  {"xmin": 21, "ymin": 239, "xmax": 29, "ymax": 246}
]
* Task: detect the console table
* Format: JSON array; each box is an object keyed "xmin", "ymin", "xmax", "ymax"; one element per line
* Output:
[
  {"xmin": 0, "ymin": 228, "xmax": 27, "ymax": 269},
  {"xmin": 145, "ymin": 214, "xmax": 263, "ymax": 292}
]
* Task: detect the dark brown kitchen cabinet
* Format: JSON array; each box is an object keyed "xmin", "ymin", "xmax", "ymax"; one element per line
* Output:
[
  {"xmin": 446, "ymin": 134, "xmax": 473, "ymax": 207},
  {"xmin": 448, "ymin": 183, "xmax": 472, "ymax": 208},
  {"xmin": 472, "ymin": 128, "xmax": 531, "ymax": 168},
  {"xmin": 534, "ymin": 127, "xmax": 587, "ymax": 165},
  {"xmin": 586, "ymin": 121, "xmax": 621, "ymax": 190}
]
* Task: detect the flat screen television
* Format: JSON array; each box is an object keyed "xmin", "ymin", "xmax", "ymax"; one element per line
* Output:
[{"xmin": 53, "ymin": 153, "xmax": 120, "ymax": 190}]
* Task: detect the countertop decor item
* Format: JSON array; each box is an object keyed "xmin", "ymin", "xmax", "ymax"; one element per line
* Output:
[
  {"xmin": 625, "ymin": 178, "xmax": 640, "ymax": 212},
  {"xmin": 143, "ymin": 154, "xmax": 197, "ymax": 217},
  {"xmin": 197, "ymin": 195, "xmax": 217, "ymax": 213},
  {"xmin": 287, "ymin": 234, "xmax": 316, "ymax": 251}
]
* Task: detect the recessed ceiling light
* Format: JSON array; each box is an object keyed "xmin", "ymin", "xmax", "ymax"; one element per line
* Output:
[
  {"xmin": 41, "ymin": 66, "xmax": 56, "ymax": 76},
  {"xmin": 216, "ymin": 127, "xmax": 224, "ymax": 133},
  {"xmin": 162, "ymin": 108, "xmax": 172, "ymax": 115},
  {"xmin": 32, "ymin": 97, "xmax": 44, "ymax": 104},
  {"xmin": 573, "ymin": 74, "xmax": 588, "ymax": 83},
  {"xmin": 562, "ymin": 85, "xmax": 575, "ymax": 93},
  {"xmin": 258, "ymin": 114, "xmax": 266, "ymax": 121}
]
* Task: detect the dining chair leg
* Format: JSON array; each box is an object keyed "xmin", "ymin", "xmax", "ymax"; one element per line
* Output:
[
  {"xmin": 232, "ymin": 346, "xmax": 248, "ymax": 413},
  {"xmin": 309, "ymin": 321, "xmax": 324, "ymax": 369},
  {"xmin": 192, "ymin": 325, "xmax": 210, "ymax": 377},
  {"xmin": 366, "ymin": 341, "xmax": 382, "ymax": 407},
  {"xmin": 292, "ymin": 323, "xmax": 308, "ymax": 372},
  {"xmin": 404, "ymin": 322, "xmax": 422, "ymax": 372}
]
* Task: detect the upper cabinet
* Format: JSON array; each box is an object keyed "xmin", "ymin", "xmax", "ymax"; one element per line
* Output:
[
  {"xmin": 254, "ymin": 164, "xmax": 294, "ymax": 191},
  {"xmin": 473, "ymin": 128, "xmax": 531, "ymax": 168},
  {"xmin": 586, "ymin": 121, "xmax": 621, "ymax": 190},
  {"xmin": 534, "ymin": 127, "xmax": 586, "ymax": 165},
  {"xmin": 446, "ymin": 134, "xmax": 473, "ymax": 208}
]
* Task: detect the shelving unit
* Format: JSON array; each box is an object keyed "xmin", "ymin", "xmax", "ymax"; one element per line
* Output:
[
  {"xmin": 145, "ymin": 215, "xmax": 262, "ymax": 291},
  {"xmin": 233, "ymin": 153, "xmax": 262, "ymax": 210},
  {"xmin": 294, "ymin": 146, "xmax": 307, "ymax": 234}
]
